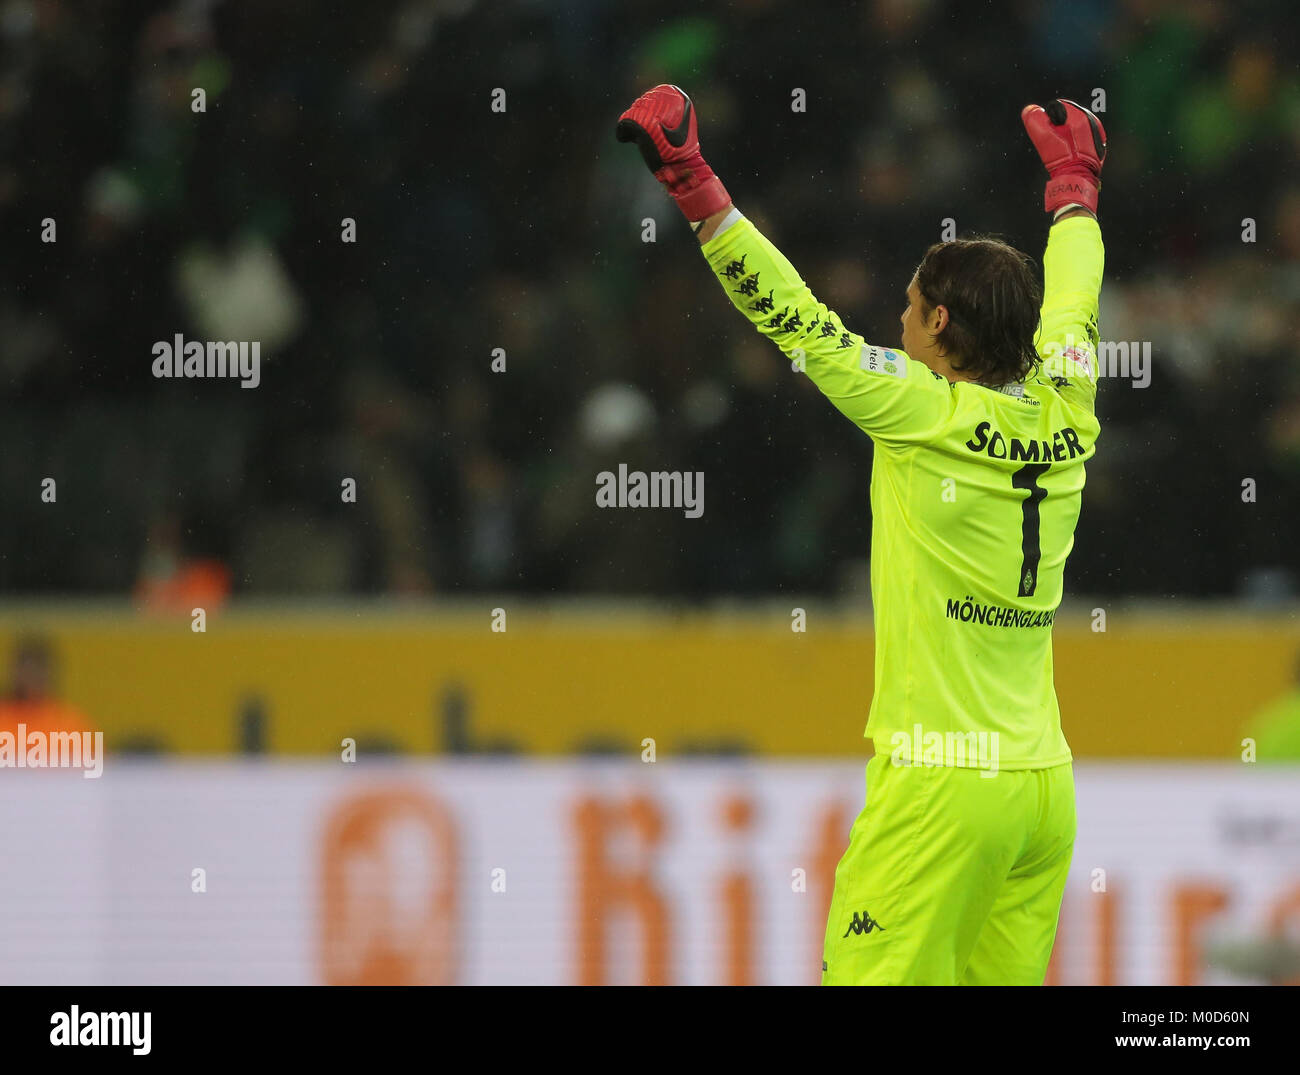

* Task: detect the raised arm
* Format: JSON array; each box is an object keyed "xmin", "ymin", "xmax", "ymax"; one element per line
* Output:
[
  {"xmin": 615, "ymin": 85, "xmax": 951, "ymax": 444},
  {"xmin": 1036, "ymin": 214, "xmax": 1104, "ymax": 399},
  {"xmin": 1022, "ymin": 100, "xmax": 1108, "ymax": 406}
]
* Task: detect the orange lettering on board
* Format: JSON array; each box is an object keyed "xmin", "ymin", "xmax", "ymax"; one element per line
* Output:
[
  {"xmin": 319, "ymin": 789, "xmax": 458, "ymax": 985},
  {"xmin": 1170, "ymin": 882, "xmax": 1229, "ymax": 986},
  {"xmin": 1267, "ymin": 884, "xmax": 1300, "ymax": 985},
  {"xmin": 573, "ymin": 794, "xmax": 671, "ymax": 985},
  {"xmin": 1095, "ymin": 885, "xmax": 1117, "ymax": 986},
  {"xmin": 811, "ymin": 799, "xmax": 854, "ymax": 985},
  {"xmin": 719, "ymin": 794, "xmax": 755, "ymax": 986}
]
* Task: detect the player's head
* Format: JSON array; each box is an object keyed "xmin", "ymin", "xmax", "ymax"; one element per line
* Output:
[{"xmin": 902, "ymin": 237, "xmax": 1042, "ymax": 386}]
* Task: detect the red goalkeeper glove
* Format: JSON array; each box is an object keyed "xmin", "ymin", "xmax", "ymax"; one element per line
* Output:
[
  {"xmin": 616, "ymin": 84, "xmax": 731, "ymax": 223},
  {"xmin": 1021, "ymin": 98, "xmax": 1107, "ymax": 217}
]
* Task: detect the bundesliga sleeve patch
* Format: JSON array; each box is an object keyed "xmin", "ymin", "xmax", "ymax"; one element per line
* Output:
[
  {"xmin": 859, "ymin": 345, "xmax": 907, "ymax": 379},
  {"xmin": 1060, "ymin": 345, "xmax": 1094, "ymax": 377}
]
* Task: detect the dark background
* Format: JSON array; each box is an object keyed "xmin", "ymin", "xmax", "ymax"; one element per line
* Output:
[{"xmin": 3, "ymin": 0, "xmax": 1298, "ymax": 602}]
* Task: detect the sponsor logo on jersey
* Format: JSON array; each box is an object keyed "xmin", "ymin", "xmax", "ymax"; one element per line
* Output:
[
  {"xmin": 992, "ymin": 380, "xmax": 1041, "ymax": 405},
  {"xmin": 860, "ymin": 345, "xmax": 907, "ymax": 379}
]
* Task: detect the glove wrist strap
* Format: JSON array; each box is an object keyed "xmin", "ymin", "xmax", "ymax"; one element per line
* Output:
[
  {"xmin": 1044, "ymin": 173, "xmax": 1100, "ymax": 215},
  {"xmin": 671, "ymin": 173, "xmax": 731, "ymax": 222}
]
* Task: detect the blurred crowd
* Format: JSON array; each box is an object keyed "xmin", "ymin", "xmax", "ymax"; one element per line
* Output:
[{"xmin": 2, "ymin": 0, "xmax": 1298, "ymax": 602}]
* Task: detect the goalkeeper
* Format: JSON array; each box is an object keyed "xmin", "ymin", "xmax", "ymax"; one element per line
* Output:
[{"xmin": 617, "ymin": 86, "xmax": 1106, "ymax": 986}]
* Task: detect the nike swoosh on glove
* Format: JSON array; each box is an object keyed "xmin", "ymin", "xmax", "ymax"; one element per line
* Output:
[{"xmin": 617, "ymin": 84, "xmax": 731, "ymax": 223}]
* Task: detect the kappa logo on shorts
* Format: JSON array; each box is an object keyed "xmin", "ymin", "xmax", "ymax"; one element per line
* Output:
[{"xmin": 842, "ymin": 910, "xmax": 887, "ymax": 937}]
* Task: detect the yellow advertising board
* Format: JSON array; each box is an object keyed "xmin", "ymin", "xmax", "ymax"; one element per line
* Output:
[{"xmin": 0, "ymin": 604, "xmax": 1293, "ymax": 757}]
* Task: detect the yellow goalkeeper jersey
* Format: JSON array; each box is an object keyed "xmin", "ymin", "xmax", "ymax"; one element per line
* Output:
[{"xmin": 701, "ymin": 215, "xmax": 1104, "ymax": 769}]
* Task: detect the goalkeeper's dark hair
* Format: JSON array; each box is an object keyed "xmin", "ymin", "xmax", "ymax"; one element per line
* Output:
[{"xmin": 913, "ymin": 237, "xmax": 1042, "ymax": 386}]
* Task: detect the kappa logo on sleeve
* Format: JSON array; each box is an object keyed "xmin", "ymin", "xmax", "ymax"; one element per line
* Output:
[{"xmin": 859, "ymin": 345, "xmax": 907, "ymax": 379}]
